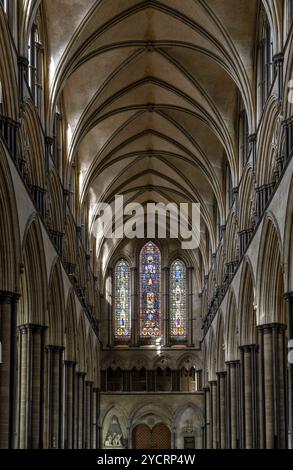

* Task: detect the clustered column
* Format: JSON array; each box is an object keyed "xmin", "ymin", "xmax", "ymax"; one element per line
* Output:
[
  {"xmin": 85, "ymin": 381, "xmax": 93, "ymax": 449},
  {"xmin": 45, "ymin": 345, "xmax": 64, "ymax": 449},
  {"xmin": 217, "ymin": 371, "xmax": 227, "ymax": 449},
  {"xmin": 64, "ymin": 360, "xmax": 76, "ymax": 449},
  {"xmin": 257, "ymin": 323, "xmax": 287, "ymax": 449},
  {"xmin": 240, "ymin": 344, "xmax": 258, "ymax": 449},
  {"xmin": 18, "ymin": 324, "xmax": 46, "ymax": 449},
  {"xmin": 285, "ymin": 292, "xmax": 293, "ymax": 450},
  {"xmin": 0, "ymin": 291, "xmax": 19, "ymax": 449},
  {"xmin": 226, "ymin": 360, "xmax": 240, "ymax": 449},
  {"xmin": 203, "ymin": 387, "xmax": 211, "ymax": 448},
  {"xmin": 76, "ymin": 371, "xmax": 86, "ymax": 449},
  {"xmin": 209, "ymin": 380, "xmax": 217, "ymax": 448}
]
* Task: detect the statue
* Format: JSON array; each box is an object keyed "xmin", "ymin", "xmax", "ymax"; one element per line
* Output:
[
  {"xmin": 105, "ymin": 434, "xmax": 113, "ymax": 447},
  {"xmin": 113, "ymin": 433, "xmax": 122, "ymax": 447}
]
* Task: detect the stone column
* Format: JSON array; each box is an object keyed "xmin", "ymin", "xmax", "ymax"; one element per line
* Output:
[
  {"xmin": 257, "ymin": 324, "xmax": 287, "ymax": 449},
  {"xmin": 85, "ymin": 381, "xmax": 93, "ymax": 449},
  {"xmin": 0, "ymin": 292, "xmax": 19, "ymax": 449},
  {"xmin": 209, "ymin": 381, "xmax": 217, "ymax": 449},
  {"xmin": 76, "ymin": 372, "xmax": 86, "ymax": 449},
  {"xmin": 131, "ymin": 267, "xmax": 138, "ymax": 346},
  {"xmin": 203, "ymin": 387, "xmax": 211, "ymax": 449},
  {"xmin": 226, "ymin": 361, "xmax": 240, "ymax": 449},
  {"xmin": 240, "ymin": 345, "xmax": 258, "ymax": 449},
  {"xmin": 73, "ymin": 369, "xmax": 78, "ymax": 448},
  {"xmin": 18, "ymin": 324, "xmax": 45, "ymax": 449},
  {"xmin": 45, "ymin": 346, "xmax": 64, "ymax": 449},
  {"xmin": 92, "ymin": 388, "xmax": 100, "ymax": 449},
  {"xmin": 217, "ymin": 372, "xmax": 227, "ymax": 449},
  {"xmin": 163, "ymin": 267, "xmax": 170, "ymax": 346},
  {"xmin": 285, "ymin": 292, "xmax": 293, "ymax": 450},
  {"xmin": 64, "ymin": 361, "xmax": 76, "ymax": 449}
]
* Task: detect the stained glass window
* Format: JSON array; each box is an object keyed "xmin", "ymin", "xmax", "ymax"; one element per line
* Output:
[
  {"xmin": 170, "ymin": 259, "xmax": 187, "ymax": 338},
  {"xmin": 140, "ymin": 242, "xmax": 161, "ymax": 338},
  {"xmin": 114, "ymin": 259, "xmax": 131, "ymax": 339}
]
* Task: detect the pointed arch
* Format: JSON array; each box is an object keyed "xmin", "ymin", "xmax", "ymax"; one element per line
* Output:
[
  {"xmin": 19, "ymin": 100, "xmax": 46, "ymax": 187},
  {"xmin": 0, "ymin": 10, "xmax": 18, "ymax": 118},
  {"xmin": 215, "ymin": 313, "xmax": 225, "ymax": 373},
  {"xmin": 0, "ymin": 141, "xmax": 21, "ymax": 292},
  {"xmin": 239, "ymin": 258, "xmax": 256, "ymax": 345},
  {"xmin": 20, "ymin": 216, "xmax": 47, "ymax": 325},
  {"xmin": 256, "ymin": 97, "xmax": 281, "ymax": 187},
  {"xmin": 239, "ymin": 165, "xmax": 255, "ymax": 231},
  {"xmin": 46, "ymin": 259, "xmax": 65, "ymax": 346},
  {"xmin": 207, "ymin": 328, "xmax": 217, "ymax": 382},
  {"xmin": 64, "ymin": 289, "xmax": 78, "ymax": 362},
  {"xmin": 63, "ymin": 213, "xmax": 77, "ymax": 268},
  {"xmin": 47, "ymin": 169, "xmax": 64, "ymax": 234},
  {"xmin": 215, "ymin": 244, "xmax": 225, "ymax": 289},
  {"xmin": 256, "ymin": 216, "xmax": 285, "ymax": 325},
  {"xmin": 86, "ymin": 331, "xmax": 95, "ymax": 382},
  {"xmin": 225, "ymin": 289, "xmax": 239, "ymax": 361},
  {"xmin": 283, "ymin": 174, "xmax": 293, "ymax": 292},
  {"xmin": 77, "ymin": 313, "xmax": 87, "ymax": 373},
  {"xmin": 226, "ymin": 211, "xmax": 239, "ymax": 264}
]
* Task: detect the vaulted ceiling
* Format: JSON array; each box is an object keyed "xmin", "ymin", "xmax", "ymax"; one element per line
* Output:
[{"xmin": 42, "ymin": 0, "xmax": 259, "ymax": 271}]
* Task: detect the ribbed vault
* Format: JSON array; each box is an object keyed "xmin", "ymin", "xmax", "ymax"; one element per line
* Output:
[{"xmin": 40, "ymin": 0, "xmax": 259, "ymax": 269}]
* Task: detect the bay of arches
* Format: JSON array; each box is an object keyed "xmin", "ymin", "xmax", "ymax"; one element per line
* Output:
[{"xmin": 114, "ymin": 241, "xmax": 188, "ymax": 344}]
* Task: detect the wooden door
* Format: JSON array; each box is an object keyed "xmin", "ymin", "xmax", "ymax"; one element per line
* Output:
[
  {"xmin": 132, "ymin": 424, "xmax": 151, "ymax": 449},
  {"xmin": 132, "ymin": 423, "xmax": 171, "ymax": 449}
]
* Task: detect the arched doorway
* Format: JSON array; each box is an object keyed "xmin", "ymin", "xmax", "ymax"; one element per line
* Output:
[{"xmin": 132, "ymin": 423, "xmax": 171, "ymax": 449}]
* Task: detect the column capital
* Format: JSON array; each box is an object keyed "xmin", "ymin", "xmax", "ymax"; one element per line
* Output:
[
  {"xmin": 45, "ymin": 135, "xmax": 54, "ymax": 147},
  {"xmin": 76, "ymin": 371, "xmax": 86, "ymax": 378},
  {"xmin": 257, "ymin": 322, "xmax": 287, "ymax": 332},
  {"xmin": 208, "ymin": 380, "xmax": 217, "ymax": 386},
  {"xmin": 0, "ymin": 291, "xmax": 20, "ymax": 303},
  {"xmin": 64, "ymin": 360, "xmax": 77, "ymax": 367},
  {"xmin": 85, "ymin": 380, "xmax": 94, "ymax": 386},
  {"xmin": 17, "ymin": 55, "xmax": 29, "ymax": 66},
  {"xmin": 225, "ymin": 360, "xmax": 240, "ymax": 367},
  {"xmin": 239, "ymin": 344, "xmax": 259, "ymax": 352},
  {"xmin": 93, "ymin": 387, "xmax": 101, "ymax": 393},
  {"xmin": 216, "ymin": 371, "xmax": 227, "ymax": 378},
  {"xmin": 284, "ymin": 291, "xmax": 293, "ymax": 300},
  {"xmin": 273, "ymin": 52, "xmax": 284, "ymax": 65},
  {"xmin": 248, "ymin": 133, "xmax": 257, "ymax": 144},
  {"xmin": 46, "ymin": 345, "xmax": 65, "ymax": 352},
  {"xmin": 18, "ymin": 323, "xmax": 46, "ymax": 334}
]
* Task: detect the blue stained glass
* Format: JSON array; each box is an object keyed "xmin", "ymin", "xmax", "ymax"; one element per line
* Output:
[
  {"xmin": 170, "ymin": 259, "xmax": 187, "ymax": 338},
  {"xmin": 140, "ymin": 242, "xmax": 161, "ymax": 337},
  {"xmin": 114, "ymin": 259, "xmax": 131, "ymax": 339}
]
